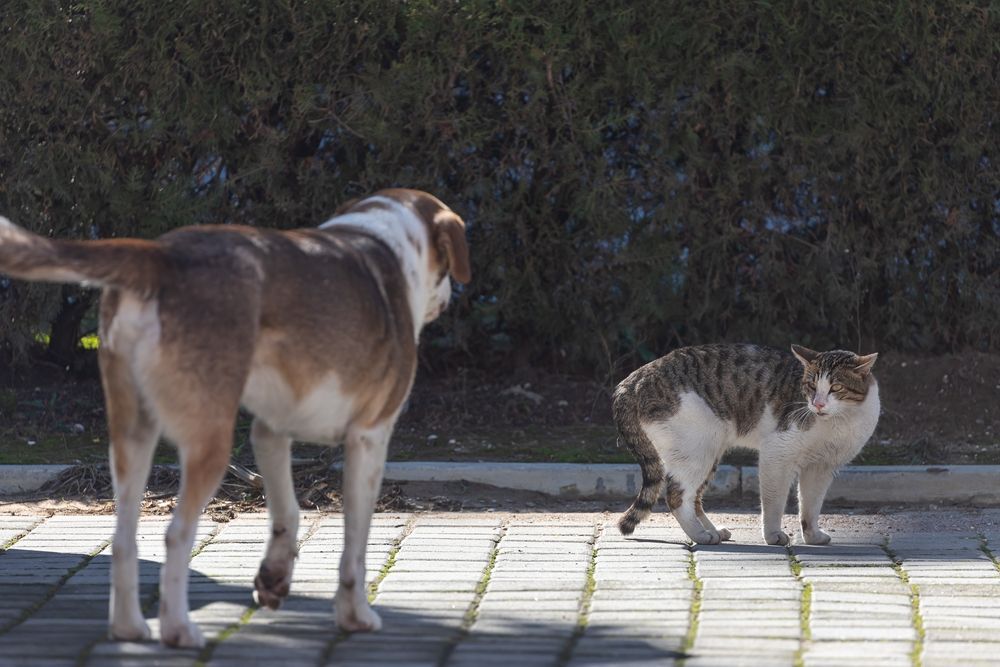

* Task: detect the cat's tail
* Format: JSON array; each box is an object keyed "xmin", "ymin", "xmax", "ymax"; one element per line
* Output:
[
  {"xmin": 0, "ymin": 216, "xmax": 164, "ymax": 296},
  {"xmin": 613, "ymin": 383, "xmax": 665, "ymax": 535}
]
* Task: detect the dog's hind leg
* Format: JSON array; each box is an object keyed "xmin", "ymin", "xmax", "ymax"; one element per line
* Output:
[
  {"xmin": 334, "ymin": 421, "xmax": 393, "ymax": 632},
  {"xmin": 250, "ymin": 418, "xmax": 298, "ymax": 610},
  {"xmin": 103, "ymin": 349, "xmax": 160, "ymax": 642},
  {"xmin": 157, "ymin": 417, "xmax": 234, "ymax": 648}
]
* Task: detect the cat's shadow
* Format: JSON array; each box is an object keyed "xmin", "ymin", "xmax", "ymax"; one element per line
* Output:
[
  {"xmin": 625, "ymin": 536, "xmax": 883, "ymax": 555},
  {"xmin": 627, "ymin": 537, "xmax": 785, "ymax": 553}
]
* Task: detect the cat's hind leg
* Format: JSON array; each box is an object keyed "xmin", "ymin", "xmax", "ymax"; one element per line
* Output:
[
  {"xmin": 647, "ymin": 411, "xmax": 727, "ymax": 545},
  {"xmin": 662, "ymin": 455, "xmax": 724, "ymax": 545},
  {"xmin": 672, "ymin": 486, "xmax": 722, "ymax": 545},
  {"xmin": 694, "ymin": 469, "xmax": 732, "ymax": 542}
]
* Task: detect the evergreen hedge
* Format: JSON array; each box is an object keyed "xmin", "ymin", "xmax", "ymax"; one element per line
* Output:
[{"xmin": 1, "ymin": 1, "xmax": 997, "ymax": 374}]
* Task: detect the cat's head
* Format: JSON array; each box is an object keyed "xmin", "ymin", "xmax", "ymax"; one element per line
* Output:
[{"xmin": 791, "ymin": 345, "xmax": 878, "ymax": 418}]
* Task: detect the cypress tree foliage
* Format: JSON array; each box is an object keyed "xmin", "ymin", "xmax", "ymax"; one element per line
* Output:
[{"xmin": 0, "ymin": 1, "xmax": 997, "ymax": 374}]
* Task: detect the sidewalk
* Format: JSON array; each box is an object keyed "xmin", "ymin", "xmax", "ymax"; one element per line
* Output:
[{"xmin": 1, "ymin": 510, "xmax": 999, "ymax": 666}]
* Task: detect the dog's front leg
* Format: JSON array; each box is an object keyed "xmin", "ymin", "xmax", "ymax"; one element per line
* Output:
[
  {"xmin": 334, "ymin": 422, "xmax": 391, "ymax": 632},
  {"xmin": 250, "ymin": 418, "xmax": 299, "ymax": 609},
  {"xmin": 159, "ymin": 430, "xmax": 232, "ymax": 648}
]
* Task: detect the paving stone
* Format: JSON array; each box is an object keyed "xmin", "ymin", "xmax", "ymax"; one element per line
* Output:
[{"xmin": 4, "ymin": 511, "xmax": 1000, "ymax": 665}]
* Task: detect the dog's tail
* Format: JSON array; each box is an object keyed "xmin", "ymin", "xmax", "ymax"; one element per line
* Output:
[
  {"xmin": 614, "ymin": 381, "xmax": 665, "ymax": 536},
  {"xmin": 0, "ymin": 217, "xmax": 164, "ymax": 295}
]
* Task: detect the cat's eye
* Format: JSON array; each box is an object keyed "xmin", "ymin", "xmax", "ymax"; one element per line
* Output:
[{"xmin": 831, "ymin": 383, "xmax": 843, "ymax": 392}]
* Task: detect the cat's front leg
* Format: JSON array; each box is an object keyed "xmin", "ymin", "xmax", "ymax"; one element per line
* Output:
[
  {"xmin": 798, "ymin": 463, "xmax": 837, "ymax": 545},
  {"xmin": 758, "ymin": 451, "xmax": 796, "ymax": 545}
]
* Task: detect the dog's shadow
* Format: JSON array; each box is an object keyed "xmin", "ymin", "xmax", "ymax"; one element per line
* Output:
[{"xmin": 0, "ymin": 548, "xmax": 686, "ymax": 664}]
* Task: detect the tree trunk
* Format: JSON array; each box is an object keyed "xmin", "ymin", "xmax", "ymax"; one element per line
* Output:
[{"xmin": 46, "ymin": 286, "xmax": 95, "ymax": 368}]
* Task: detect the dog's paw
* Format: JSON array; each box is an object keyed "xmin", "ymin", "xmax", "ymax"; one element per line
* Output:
[
  {"xmin": 109, "ymin": 616, "xmax": 151, "ymax": 642},
  {"xmin": 160, "ymin": 618, "xmax": 205, "ymax": 649},
  {"xmin": 717, "ymin": 527, "xmax": 732, "ymax": 542},
  {"xmin": 253, "ymin": 560, "xmax": 292, "ymax": 610},
  {"xmin": 764, "ymin": 530, "xmax": 791, "ymax": 546},
  {"xmin": 804, "ymin": 528, "xmax": 832, "ymax": 546},
  {"xmin": 335, "ymin": 599, "xmax": 382, "ymax": 633}
]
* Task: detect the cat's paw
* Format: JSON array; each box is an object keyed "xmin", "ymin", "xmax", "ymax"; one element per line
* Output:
[
  {"xmin": 804, "ymin": 529, "xmax": 832, "ymax": 546},
  {"xmin": 764, "ymin": 530, "xmax": 790, "ymax": 546},
  {"xmin": 717, "ymin": 527, "xmax": 732, "ymax": 542},
  {"xmin": 691, "ymin": 529, "xmax": 722, "ymax": 545}
]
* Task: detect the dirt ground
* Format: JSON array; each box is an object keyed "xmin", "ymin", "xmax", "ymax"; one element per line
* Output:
[
  {"xmin": 0, "ymin": 351, "xmax": 997, "ymax": 466},
  {"xmin": 0, "ymin": 475, "xmax": 989, "ymax": 523}
]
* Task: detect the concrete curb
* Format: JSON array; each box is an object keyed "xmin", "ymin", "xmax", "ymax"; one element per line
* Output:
[
  {"xmin": 0, "ymin": 464, "xmax": 72, "ymax": 495},
  {"xmin": 742, "ymin": 465, "xmax": 1000, "ymax": 505},
  {"xmin": 379, "ymin": 461, "xmax": 741, "ymax": 499},
  {"xmin": 3, "ymin": 462, "xmax": 1000, "ymax": 504}
]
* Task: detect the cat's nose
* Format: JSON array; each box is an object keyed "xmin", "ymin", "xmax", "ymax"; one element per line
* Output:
[{"xmin": 813, "ymin": 399, "xmax": 826, "ymax": 410}]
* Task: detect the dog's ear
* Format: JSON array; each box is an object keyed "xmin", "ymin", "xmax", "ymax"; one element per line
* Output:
[{"xmin": 434, "ymin": 210, "xmax": 471, "ymax": 284}]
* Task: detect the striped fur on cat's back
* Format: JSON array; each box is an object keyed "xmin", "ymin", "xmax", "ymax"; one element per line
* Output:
[{"xmin": 614, "ymin": 343, "xmax": 879, "ymax": 546}]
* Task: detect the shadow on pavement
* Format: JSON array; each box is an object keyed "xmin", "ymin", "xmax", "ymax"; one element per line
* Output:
[{"xmin": 0, "ymin": 549, "xmax": 685, "ymax": 666}]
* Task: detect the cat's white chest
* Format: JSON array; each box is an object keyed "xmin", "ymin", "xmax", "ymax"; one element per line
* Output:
[{"xmin": 788, "ymin": 382, "xmax": 881, "ymax": 466}]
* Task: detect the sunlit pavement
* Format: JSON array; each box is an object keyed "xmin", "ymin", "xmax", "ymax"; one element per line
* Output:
[{"xmin": 1, "ymin": 510, "xmax": 999, "ymax": 666}]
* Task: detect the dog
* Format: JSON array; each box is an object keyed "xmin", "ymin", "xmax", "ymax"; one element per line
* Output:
[{"xmin": 0, "ymin": 188, "xmax": 470, "ymax": 647}]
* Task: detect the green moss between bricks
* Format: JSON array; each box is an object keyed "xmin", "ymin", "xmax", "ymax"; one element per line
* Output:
[
  {"xmin": 882, "ymin": 541, "xmax": 925, "ymax": 667},
  {"xmin": 2, "ymin": 538, "xmax": 110, "ymax": 637},
  {"xmin": 556, "ymin": 525, "xmax": 601, "ymax": 667},
  {"xmin": 436, "ymin": 523, "xmax": 507, "ymax": 667},
  {"xmin": 978, "ymin": 535, "xmax": 1000, "ymax": 575},
  {"xmin": 194, "ymin": 606, "xmax": 257, "ymax": 667},
  {"xmin": 784, "ymin": 545, "xmax": 811, "ymax": 667},
  {"xmin": 193, "ymin": 519, "xmax": 321, "ymax": 667},
  {"xmin": 368, "ymin": 544, "xmax": 400, "ymax": 604},
  {"xmin": 680, "ymin": 549, "xmax": 703, "ymax": 664}
]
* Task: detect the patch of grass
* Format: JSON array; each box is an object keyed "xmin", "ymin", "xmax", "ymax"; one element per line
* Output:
[
  {"xmin": 978, "ymin": 535, "xmax": 1000, "ymax": 574},
  {"xmin": 0, "ymin": 520, "xmax": 41, "ymax": 552},
  {"xmin": 194, "ymin": 606, "xmax": 257, "ymax": 667},
  {"xmin": 557, "ymin": 524, "xmax": 602, "ymax": 667},
  {"xmin": 319, "ymin": 518, "xmax": 418, "ymax": 665},
  {"xmin": 438, "ymin": 521, "xmax": 508, "ymax": 667},
  {"xmin": 368, "ymin": 544, "xmax": 401, "ymax": 604},
  {"xmin": 75, "ymin": 523, "xmax": 224, "ymax": 667},
  {"xmin": 191, "ymin": 518, "xmax": 319, "ymax": 667},
  {"xmin": 390, "ymin": 424, "xmax": 626, "ymax": 463},
  {"xmin": 800, "ymin": 583, "xmax": 813, "ymax": 641},
  {"xmin": 785, "ymin": 545, "xmax": 812, "ymax": 667},
  {"xmin": 882, "ymin": 541, "xmax": 925, "ymax": 667},
  {"xmin": 0, "ymin": 433, "xmax": 178, "ymax": 465},
  {"xmin": 679, "ymin": 549, "xmax": 703, "ymax": 665},
  {"xmin": 467, "ymin": 540, "xmax": 501, "ymax": 615}
]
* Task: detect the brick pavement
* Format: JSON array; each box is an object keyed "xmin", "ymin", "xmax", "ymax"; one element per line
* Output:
[{"xmin": 1, "ymin": 511, "xmax": 999, "ymax": 666}]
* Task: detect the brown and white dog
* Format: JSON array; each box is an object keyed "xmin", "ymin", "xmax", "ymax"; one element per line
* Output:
[{"xmin": 0, "ymin": 189, "xmax": 470, "ymax": 647}]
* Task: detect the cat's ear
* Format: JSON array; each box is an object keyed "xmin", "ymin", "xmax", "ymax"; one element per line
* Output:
[
  {"xmin": 791, "ymin": 344, "xmax": 820, "ymax": 366},
  {"xmin": 854, "ymin": 352, "xmax": 878, "ymax": 377}
]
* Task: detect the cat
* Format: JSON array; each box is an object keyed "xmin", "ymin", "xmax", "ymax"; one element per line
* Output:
[{"xmin": 614, "ymin": 343, "xmax": 879, "ymax": 545}]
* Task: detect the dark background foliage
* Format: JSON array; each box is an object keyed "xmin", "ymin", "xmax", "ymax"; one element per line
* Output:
[{"xmin": 0, "ymin": 1, "xmax": 997, "ymax": 377}]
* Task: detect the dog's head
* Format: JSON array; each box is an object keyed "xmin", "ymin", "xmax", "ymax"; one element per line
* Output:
[{"xmin": 335, "ymin": 189, "xmax": 470, "ymax": 323}]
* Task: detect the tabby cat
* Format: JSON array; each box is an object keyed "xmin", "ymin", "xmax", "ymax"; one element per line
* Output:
[{"xmin": 614, "ymin": 344, "xmax": 879, "ymax": 545}]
